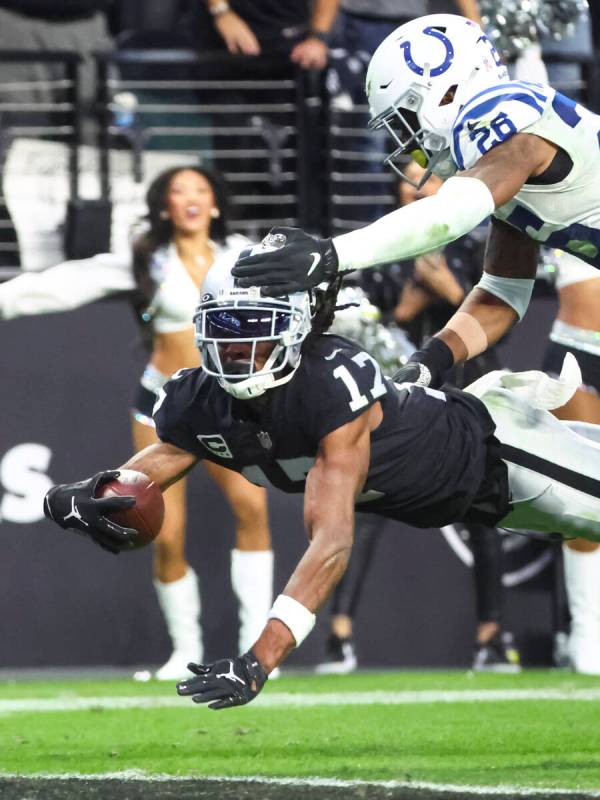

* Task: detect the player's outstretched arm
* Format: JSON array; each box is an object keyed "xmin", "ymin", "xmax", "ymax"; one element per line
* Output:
[
  {"xmin": 120, "ymin": 442, "xmax": 198, "ymax": 491},
  {"xmin": 393, "ymin": 218, "xmax": 541, "ymax": 387},
  {"xmin": 0, "ymin": 252, "xmax": 133, "ymax": 320},
  {"xmin": 44, "ymin": 444, "xmax": 197, "ymax": 554},
  {"xmin": 232, "ymin": 133, "xmax": 555, "ymax": 296},
  {"xmin": 177, "ymin": 405, "xmax": 378, "ymax": 709},
  {"xmin": 394, "ymin": 220, "xmax": 538, "ymax": 388}
]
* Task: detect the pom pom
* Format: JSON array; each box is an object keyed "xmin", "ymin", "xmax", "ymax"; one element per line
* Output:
[
  {"xmin": 538, "ymin": 0, "xmax": 587, "ymax": 41},
  {"xmin": 480, "ymin": 0, "xmax": 541, "ymax": 60},
  {"xmin": 480, "ymin": 0, "xmax": 586, "ymax": 59}
]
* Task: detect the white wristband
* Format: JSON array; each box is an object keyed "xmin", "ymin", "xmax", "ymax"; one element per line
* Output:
[{"xmin": 268, "ymin": 594, "xmax": 316, "ymax": 646}]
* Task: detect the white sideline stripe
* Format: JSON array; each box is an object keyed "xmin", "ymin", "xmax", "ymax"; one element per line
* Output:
[
  {"xmin": 0, "ymin": 770, "xmax": 598, "ymax": 797},
  {"xmin": 2, "ymin": 687, "xmax": 600, "ymax": 713}
]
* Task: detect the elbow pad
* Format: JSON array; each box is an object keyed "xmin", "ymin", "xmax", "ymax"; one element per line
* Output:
[
  {"xmin": 477, "ymin": 273, "xmax": 535, "ymax": 320},
  {"xmin": 334, "ymin": 176, "xmax": 495, "ymax": 272}
]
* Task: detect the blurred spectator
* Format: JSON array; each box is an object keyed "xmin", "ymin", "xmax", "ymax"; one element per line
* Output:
[
  {"xmin": 0, "ymin": 1, "xmax": 113, "ymax": 113},
  {"xmin": 541, "ymin": 249, "xmax": 600, "ymax": 675},
  {"xmin": 186, "ymin": 0, "xmax": 339, "ymax": 69},
  {"xmin": 428, "ymin": 0, "xmax": 481, "ymax": 21},
  {"xmin": 0, "ymin": 1, "xmax": 114, "ymax": 268},
  {"xmin": 115, "ymin": 0, "xmax": 183, "ymax": 35}
]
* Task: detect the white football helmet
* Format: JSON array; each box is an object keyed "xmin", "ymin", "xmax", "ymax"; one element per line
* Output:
[
  {"xmin": 194, "ymin": 256, "xmax": 313, "ymax": 400},
  {"xmin": 366, "ymin": 14, "xmax": 509, "ymax": 186}
]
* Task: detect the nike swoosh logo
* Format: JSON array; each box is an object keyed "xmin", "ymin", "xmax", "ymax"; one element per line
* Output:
[{"xmin": 307, "ymin": 252, "xmax": 321, "ymax": 277}]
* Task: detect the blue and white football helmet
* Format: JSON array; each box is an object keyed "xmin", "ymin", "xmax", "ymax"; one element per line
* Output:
[
  {"xmin": 195, "ymin": 255, "xmax": 313, "ymax": 400},
  {"xmin": 366, "ymin": 14, "xmax": 508, "ymax": 186}
]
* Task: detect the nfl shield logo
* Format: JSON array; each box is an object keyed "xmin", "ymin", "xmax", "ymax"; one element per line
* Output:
[{"xmin": 257, "ymin": 431, "xmax": 272, "ymax": 450}]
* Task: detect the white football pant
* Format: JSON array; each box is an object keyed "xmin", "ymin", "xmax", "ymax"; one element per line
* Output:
[{"xmin": 480, "ymin": 389, "xmax": 600, "ymax": 541}]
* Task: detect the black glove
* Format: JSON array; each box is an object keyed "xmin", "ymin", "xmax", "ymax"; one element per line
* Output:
[
  {"xmin": 43, "ymin": 470, "xmax": 137, "ymax": 555},
  {"xmin": 391, "ymin": 337, "xmax": 454, "ymax": 390},
  {"xmin": 232, "ymin": 226, "xmax": 339, "ymax": 296},
  {"xmin": 176, "ymin": 651, "xmax": 268, "ymax": 710}
]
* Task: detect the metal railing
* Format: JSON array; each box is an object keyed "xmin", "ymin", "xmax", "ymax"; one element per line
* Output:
[
  {"xmin": 94, "ymin": 50, "xmax": 326, "ymax": 239},
  {"xmin": 0, "ymin": 45, "xmax": 597, "ymax": 276}
]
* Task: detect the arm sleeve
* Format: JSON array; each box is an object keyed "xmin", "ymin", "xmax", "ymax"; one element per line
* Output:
[
  {"xmin": 0, "ymin": 251, "xmax": 134, "ymax": 320},
  {"xmin": 333, "ymin": 176, "xmax": 495, "ymax": 272}
]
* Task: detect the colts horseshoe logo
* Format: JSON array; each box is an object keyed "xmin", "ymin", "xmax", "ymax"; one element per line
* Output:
[{"xmin": 400, "ymin": 26, "xmax": 454, "ymax": 77}]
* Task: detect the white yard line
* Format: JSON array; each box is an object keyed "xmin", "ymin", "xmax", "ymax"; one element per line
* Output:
[
  {"xmin": 0, "ymin": 770, "xmax": 598, "ymax": 797},
  {"xmin": 1, "ymin": 687, "xmax": 600, "ymax": 713}
]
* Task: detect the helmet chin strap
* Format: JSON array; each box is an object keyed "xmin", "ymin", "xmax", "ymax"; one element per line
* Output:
[
  {"xmin": 220, "ymin": 359, "xmax": 300, "ymax": 400},
  {"xmin": 219, "ymin": 342, "xmax": 302, "ymax": 400}
]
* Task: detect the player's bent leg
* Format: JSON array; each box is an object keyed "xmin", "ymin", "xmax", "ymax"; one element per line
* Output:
[
  {"xmin": 499, "ymin": 461, "xmax": 600, "ymax": 541},
  {"xmin": 132, "ymin": 415, "xmax": 202, "ymax": 681},
  {"xmin": 204, "ymin": 462, "xmax": 274, "ymax": 654},
  {"xmin": 481, "ymin": 389, "xmax": 600, "ymax": 540}
]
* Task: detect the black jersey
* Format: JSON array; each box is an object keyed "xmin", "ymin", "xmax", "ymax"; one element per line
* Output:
[{"xmin": 154, "ymin": 335, "xmax": 510, "ymax": 529}]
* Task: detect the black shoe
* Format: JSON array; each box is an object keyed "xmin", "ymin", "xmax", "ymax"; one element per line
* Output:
[
  {"xmin": 315, "ymin": 634, "xmax": 357, "ymax": 674},
  {"xmin": 472, "ymin": 631, "xmax": 521, "ymax": 673}
]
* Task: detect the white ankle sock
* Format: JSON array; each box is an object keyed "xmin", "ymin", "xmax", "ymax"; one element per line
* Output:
[
  {"xmin": 563, "ymin": 545, "xmax": 600, "ymax": 675},
  {"xmin": 230, "ymin": 549, "xmax": 274, "ymax": 653},
  {"xmin": 153, "ymin": 567, "xmax": 203, "ymax": 663}
]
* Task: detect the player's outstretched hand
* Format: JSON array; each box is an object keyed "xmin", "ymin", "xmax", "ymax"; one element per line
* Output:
[
  {"xmin": 177, "ymin": 652, "xmax": 268, "ymax": 710},
  {"xmin": 232, "ymin": 226, "xmax": 339, "ymax": 296},
  {"xmin": 43, "ymin": 470, "xmax": 137, "ymax": 555}
]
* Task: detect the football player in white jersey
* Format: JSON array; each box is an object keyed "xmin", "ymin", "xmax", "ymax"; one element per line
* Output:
[{"xmin": 232, "ymin": 13, "xmax": 600, "ymax": 392}]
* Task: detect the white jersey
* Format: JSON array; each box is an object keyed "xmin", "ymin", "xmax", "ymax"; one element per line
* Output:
[{"xmin": 450, "ymin": 80, "xmax": 600, "ymax": 267}]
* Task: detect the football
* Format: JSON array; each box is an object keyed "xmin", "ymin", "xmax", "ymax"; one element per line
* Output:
[{"xmin": 96, "ymin": 469, "xmax": 165, "ymax": 550}]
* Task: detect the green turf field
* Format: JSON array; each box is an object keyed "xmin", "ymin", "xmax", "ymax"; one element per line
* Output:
[{"xmin": 1, "ymin": 670, "xmax": 600, "ymax": 795}]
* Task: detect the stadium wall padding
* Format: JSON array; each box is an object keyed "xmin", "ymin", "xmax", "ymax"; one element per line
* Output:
[{"xmin": 0, "ymin": 296, "xmax": 559, "ymax": 669}]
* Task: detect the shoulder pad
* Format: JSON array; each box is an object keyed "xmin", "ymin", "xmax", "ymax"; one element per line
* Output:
[{"xmin": 451, "ymin": 81, "xmax": 549, "ymax": 170}]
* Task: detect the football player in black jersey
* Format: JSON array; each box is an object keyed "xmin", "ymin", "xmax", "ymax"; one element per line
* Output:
[{"xmin": 44, "ymin": 258, "xmax": 600, "ymax": 709}]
